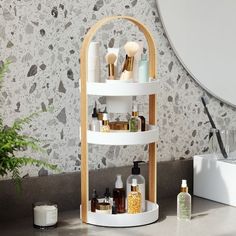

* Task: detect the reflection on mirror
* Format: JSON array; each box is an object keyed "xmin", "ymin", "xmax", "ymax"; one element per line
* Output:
[{"xmin": 157, "ymin": 0, "xmax": 236, "ymax": 107}]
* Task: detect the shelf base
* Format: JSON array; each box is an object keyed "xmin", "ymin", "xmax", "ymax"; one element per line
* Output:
[{"xmin": 80, "ymin": 200, "xmax": 159, "ymax": 227}]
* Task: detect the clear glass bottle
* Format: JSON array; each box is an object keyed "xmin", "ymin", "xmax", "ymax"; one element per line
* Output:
[
  {"xmin": 100, "ymin": 113, "xmax": 110, "ymax": 132},
  {"xmin": 126, "ymin": 161, "xmax": 145, "ymax": 212},
  {"xmin": 127, "ymin": 179, "xmax": 141, "ymax": 214},
  {"xmin": 89, "ymin": 102, "xmax": 100, "ymax": 132},
  {"xmin": 113, "ymin": 174, "xmax": 125, "ymax": 213},
  {"xmin": 129, "ymin": 104, "xmax": 141, "ymax": 132},
  {"xmin": 177, "ymin": 179, "xmax": 191, "ymax": 220}
]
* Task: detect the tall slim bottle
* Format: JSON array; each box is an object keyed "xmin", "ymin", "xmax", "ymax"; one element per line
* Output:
[{"xmin": 177, "ymin": 179, "xmax": 191, "ymax": 220}]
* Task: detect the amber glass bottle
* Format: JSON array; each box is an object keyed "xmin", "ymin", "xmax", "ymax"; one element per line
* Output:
[{"xmin": 113, "ymin": 175, "xmax": 125, "ymax": 213}]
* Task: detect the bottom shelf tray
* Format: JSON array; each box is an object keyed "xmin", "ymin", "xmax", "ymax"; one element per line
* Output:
[{"xmin": 80, "ymin": 200, "xmax": 159, "ymax": 227}]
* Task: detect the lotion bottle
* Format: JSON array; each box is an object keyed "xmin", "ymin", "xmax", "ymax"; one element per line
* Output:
[
  {"xmin": 138, "ymin": 53, "xmax": 149, "ymax": 83},
  {"xmin": 126, "ymin": 161, "xmax": 145, "ymax": 212},
  {"xmin": 177, "ymin": 179, "xmax": 191, "ymax": 220}
]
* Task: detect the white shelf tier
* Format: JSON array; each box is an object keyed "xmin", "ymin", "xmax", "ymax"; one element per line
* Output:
[
  {"xmin": 86, "ymin": 80, "xmax": 158, "ymax": 96},
  {"xmin": 81, "ymin": 200, "xmax": 159, "ymax": 227},
  {"xmin": 87, "ymin": 128, "xmax": 159, "ymax": 145}
]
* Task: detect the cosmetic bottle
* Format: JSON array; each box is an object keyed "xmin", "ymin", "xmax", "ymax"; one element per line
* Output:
[
  {"xmin": 88, "ymin": 42, "xmax": 101, "ymax": 83},
  {"xmin": 91, "ymin": 189, "xmax": 98, "ymax": 212},
  {"xmin": 89, "ymin": 102, "xmax": 100, "ymax": 132},
  {"xmin": 127, "ymin": 179, "xmax": 141, "ymax": 214},
  {"xmin": 138, "ymin": 53, "xmax": 149, "ymax": 83},
  {"xmin": 100, "ymin": 113, "xmax": 110, "ymax": 132},
  {"xmin": 104, "ymin": 187, "xmax": 111, "ymax": 204},
  {"xmin": 138, "ymin": 106, "xmax": 146, "ymax": 131},
  {"xmin": 112, "ymin": 201, "xmax": 117, "ymax": 214},
  {"xmin": 129, "ymin": 104, "xmax": 141, "ymax": 132},
  {"xmin": 113, "ymin": 174, "xmax": 125, "ymax": 213},
  {"xmin": 177, "ymin": 179, "xmax": 191, "ymax": 220},
  {"xmin": 126, "ymin": 161, "xmax": 145, "ymax": 212}
]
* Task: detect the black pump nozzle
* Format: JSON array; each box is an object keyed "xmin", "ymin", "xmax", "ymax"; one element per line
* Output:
[{"xmin": 132, "ymin": 161, "xmax": 145, "ymax": 175}]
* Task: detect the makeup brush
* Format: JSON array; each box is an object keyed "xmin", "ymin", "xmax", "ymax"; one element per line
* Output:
[
  {"xmin": 105, "ymin": 52, "xmax": 117, "ymax": 80},
  {"xmin": 120, "ymin": 41, "xmax": 140, "ymax": 80},
  {"xmin": 201, "ymin": 96, "xmax": 228, "ymax": 158}
]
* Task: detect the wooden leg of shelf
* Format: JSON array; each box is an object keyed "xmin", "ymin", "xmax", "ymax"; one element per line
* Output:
[
  {"xmin": 149, "ymin": 94, "xmax": 157, "ymax": 203},
  {"xmin": 149, "ymin": 142, "xmax": 157, "ymax": 203},
  {"xmin": 80, "ymin": 45, "xmax": 88, "ymax": 223}
]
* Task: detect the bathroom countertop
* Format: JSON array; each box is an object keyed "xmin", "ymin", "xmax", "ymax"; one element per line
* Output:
[{"xmin": 1, "ymin": 196, "xmax": 236, "ymax": 236}]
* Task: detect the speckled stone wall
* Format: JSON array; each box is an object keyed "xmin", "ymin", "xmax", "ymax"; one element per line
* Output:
[{"xmin": 1, "ymin": 0, "xmax": 236, "ymax": 179}]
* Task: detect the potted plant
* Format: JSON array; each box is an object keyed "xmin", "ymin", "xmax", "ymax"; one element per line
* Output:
[{"xmin": 0, "ymin": 61, "xmax": 58, "ymax": 191}]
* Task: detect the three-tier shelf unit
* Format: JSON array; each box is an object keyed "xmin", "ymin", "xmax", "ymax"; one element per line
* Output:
[{"xmin": 80, "ymin": 16, "xmax": 159, "ymax": 227}]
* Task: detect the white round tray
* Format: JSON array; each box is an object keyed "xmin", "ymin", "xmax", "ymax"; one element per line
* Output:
[
  {"xmin": 87, "ymin": 127, "xmax": 159, "ymax": 145},
  {"xmin": 81, "ymin": 200, "xmax": 159, "ymax": 227},
  {"xmin": 86, "ymin": 80, "xmax": 158, "ymax": 96}
]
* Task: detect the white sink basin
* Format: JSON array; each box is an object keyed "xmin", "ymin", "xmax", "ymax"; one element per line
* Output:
[{"xmin": 194, "ymin": 154, "xmax": 236, "ymax": 206}]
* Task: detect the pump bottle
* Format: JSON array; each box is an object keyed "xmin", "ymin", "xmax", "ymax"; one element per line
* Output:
[
  {"xmin": 177, "ymin": 179, "xmax": 191, "ymax": 220},
  {"xmin": 126, "ymin": 161, "xmax": 145, "ymax": 211}
]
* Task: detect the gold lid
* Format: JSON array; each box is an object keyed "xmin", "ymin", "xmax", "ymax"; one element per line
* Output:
[
  {"xmin": 96, "ymin": 202, "xmax": 111, "ymax": 210},
  {"xmin": 109, "ymin": 121, "xmax": 129, "ymax": 130},
  {"xmin": 98, "ymin": 112, "xmax": 103, "ymax": 121},
  {"xmin": 132, "ymin": 111, "xmax": 138, "ymax": 117}
]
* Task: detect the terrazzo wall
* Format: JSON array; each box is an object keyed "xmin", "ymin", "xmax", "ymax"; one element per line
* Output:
[{"xmin": 1, "ymin": 0, "xmax": 236, "ymax": 179}]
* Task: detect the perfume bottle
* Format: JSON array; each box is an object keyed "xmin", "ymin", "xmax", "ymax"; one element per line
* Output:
[
  {"xmin": 127, "ymin": 179, "xmax": 141, "ymax": 214},
  {"xmin": 100, "ymin": 113, "xmax": 110, "ymax": 132},
  {"xmin": 177, "ymin": 179, "xmax": 191, "ymax": 220},
  {"xmin": 91, "ymin": 189, "xmax": 98, "ymax": 212},
  {"xmin": 129, "ymin": 104, "xmax": 141, "ymax": 132},
  {"xmin": 113, "ymin": 174, "xmax": 125, "ymax": 213}
]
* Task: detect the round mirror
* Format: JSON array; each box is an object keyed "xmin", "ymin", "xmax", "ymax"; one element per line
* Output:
[{"xmin": 157, "ymin": 0, "xmax": 236, "ymax": 107}]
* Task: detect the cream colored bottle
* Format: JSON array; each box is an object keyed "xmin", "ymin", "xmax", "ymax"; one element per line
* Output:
[
  {"xmin": 177, "ymin": 179, "xmax": 191, "ymax": 220},
  {"xmin": 127, "ymin": 179, "xmax": 141, "ymax": 214}
]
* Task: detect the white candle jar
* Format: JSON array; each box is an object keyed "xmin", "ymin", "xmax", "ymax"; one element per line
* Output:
[{"xmin": 33, "ymin": 202, "xmax": 58, "ymax": 229}]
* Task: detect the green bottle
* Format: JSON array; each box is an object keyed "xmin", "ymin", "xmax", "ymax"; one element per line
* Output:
[{"xmin": 177, "ymin": 180, "xmax": 191, "ymax": 220}]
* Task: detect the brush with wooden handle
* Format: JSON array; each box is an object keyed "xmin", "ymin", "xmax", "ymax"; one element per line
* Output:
[{"xmin": 105, "ymin": 52, "xmax": 117, "ymax": 80}]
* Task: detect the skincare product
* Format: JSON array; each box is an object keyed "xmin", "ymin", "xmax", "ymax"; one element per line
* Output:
[
  {"xmin": 33, "ymin": 202, "xmax": 58, "ymax": 229},
  {"xmin": 109, "ymin": 121, "xmax": 129, "ymax": 131},
  {"xmin": 138, "ymin": 106, "xmax": 146, "ymax": 132},
  {"xmin": 101, "ymin": 113, "xmax": 110, "ymax": 132},
  {"xmin": 91, "ymin": 189, "xmax": 98, "ymax": 212},
  {"xmin": 105, "ymin": 52, "xmax": 117, "ymax": 80},
  {"xmin": 88, "ymin": 42, "xmax": 101, "ymax": 83},
  {"xmin": 127, "ymin": 161, "xmax": 145, "ymax": 212},
  {"xmin": 96, "ymin": 202, "xmax": 112, "ymax": 214},
  {"xmin": 120, "ymin": 42, "xmax": 140, "ymax": 81},
  {"xmin": 104, "ymin": 187, "xmax": 111, "ymax": 204},
  {"xmin": 129, "ymin": 104, "xmax": 141, "ymax": 132},
  {"xmin": 133, "ymin": 42, "xmax": 143, "ymax": 82},
  {"xmin": 127, "ymin": 179, "xmax": 141, "ymax": 214},
  {"xmin": 108, "ymin": 48, "xmax": 119, "ymax": 78},
  {"xmin": 113, "ymin": 174, "xmax": 126, "ymax": 213},
  {"xmin": 138, "ymin": 53, "xmax": 149, "ymax": 83},
  {"xmin": 112, "ymin": 201, "xmax": 117, "ymax": 214},
  {"xmin": 90, "ymin": 102, "xmax": 100, "ymax": 132},
  {"xmin": 177, "ymin": 179, "xmax": 191, "ymax": 220}
]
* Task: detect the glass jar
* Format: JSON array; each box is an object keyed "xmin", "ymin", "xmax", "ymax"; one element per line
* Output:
[{"xmin": 33, "ymin": 202, "xmax": 58, "ymax": 229}]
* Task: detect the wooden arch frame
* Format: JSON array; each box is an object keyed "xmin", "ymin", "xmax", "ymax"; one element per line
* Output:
[{"xmin": 80, "ymin": 15, "xmax": 157, "ymax": 223}]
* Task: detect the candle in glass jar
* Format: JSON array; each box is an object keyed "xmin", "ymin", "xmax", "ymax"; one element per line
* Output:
[{"xmin": 33, "ymin": 202, "xmax": 58, "ymax": 229}]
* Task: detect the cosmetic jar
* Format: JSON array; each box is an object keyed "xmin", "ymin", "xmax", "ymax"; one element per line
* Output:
[
  {"xmin": 33, "ymin": 202, "xmax": 58, "ymax": 229},
  {"xmin": 96, "ymin": 202, "xmax": 112, "ymax": 214},
  {"xmin": 109, "ymin": 121, "xmax": 129, "ymax": 131}
]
